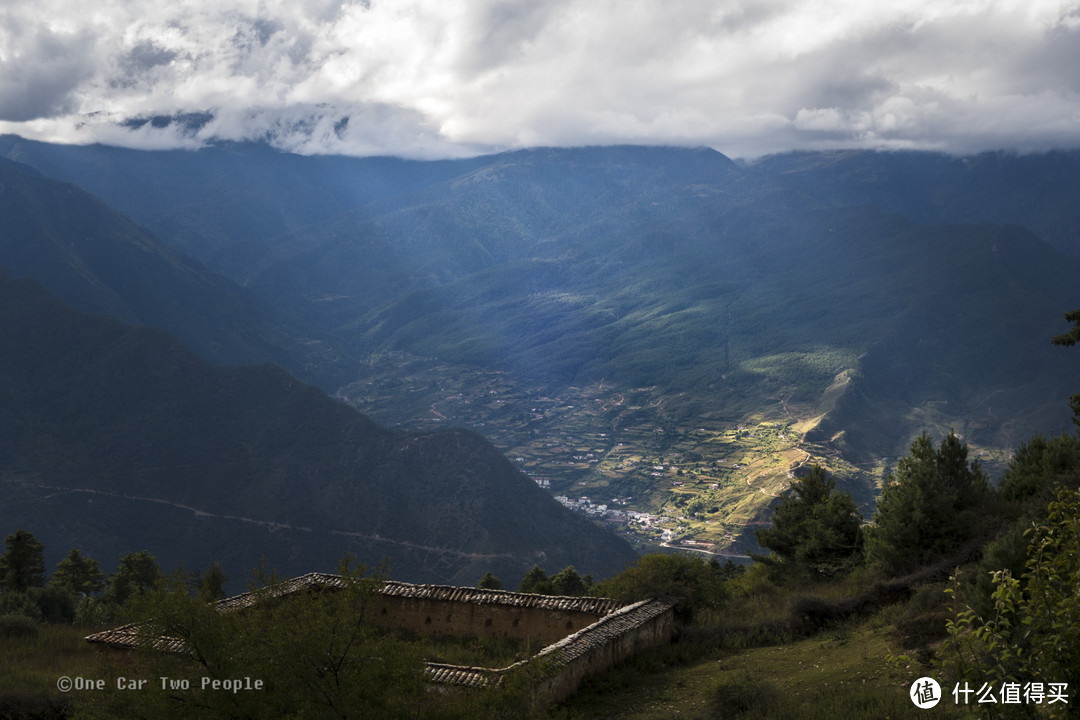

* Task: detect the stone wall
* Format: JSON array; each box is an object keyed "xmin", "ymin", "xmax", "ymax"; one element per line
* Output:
[
  {"xmin": 86, "ymin": 574, "xmax": 678, "ymax": 704},
  {"xmin": 518, "ymin": 597, "xmax": 679, "ymax": 704},
  {"xmin": 369, "ymin": 582, "xmax": 616, "ymax": 645}
]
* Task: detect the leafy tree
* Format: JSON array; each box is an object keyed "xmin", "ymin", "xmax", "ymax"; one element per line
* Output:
[
  {"xmin": 1051, "ymin": 307, "xmax": 1080, "ymax": 427},
  {"xmin": 192, "ymin": 562, "xmax": 228, "ymax": 602},
  {"xmin": 104, "ymin": 550, "xmax": 162, "ymax": 606},
  {"xmin": 518, "ymin": 566, "xmax": 553, "ymax": 594},
  {"xmin": 755, "ymin": 465, "xmax": 863, "ymax": 578},
  {"xmin": 477, "ymin": 571, "xmax": 503, "ymax": 590},
  {"xmin": 550, "ymin": 566, "xmax": 586, "ymax": 596},
  {"xmin": 0, "ymin": 530, "xmax": 46, "ymax": 593},
  {"xmin": 939, "ymin": 486, "xmax": 1080, "ymax": 718},
  {"xmin": 597, "ymin": 553, "xmax": 727, "ymax": 620},
  {"xmin": 51, "ymin": 549, "xmax": 105, "ymax": 598},
  {"xmin": 866, "ymin": 431, "xmax": 991, "ymax": 575}
]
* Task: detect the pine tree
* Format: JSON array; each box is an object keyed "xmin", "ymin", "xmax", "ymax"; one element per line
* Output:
[
  {"xmin": 0, "ymin": 530, "xmax": 46, "ymax": 593},
  {"xmin": 755, "ymin": 465, "xmax": 863, "ymax": 577},
  {"xmin": 51, "ymin": 548, "xmax": 105, "ymax": 597},
  {"xmin": 105, "ymin": 550, "xmax": 162, "ymax": 605},
  {"xmin": 1051, "ymin": 307, "xmax": 1080, "ymax": 427},
  {"xmin": 867, "ymin": 432, "xmax": 990, "ymax": 575}
]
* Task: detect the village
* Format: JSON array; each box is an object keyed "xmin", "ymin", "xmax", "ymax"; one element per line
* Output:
[{"xmin": 339, "ymin": 351, "xmax": 883, "ymax": 556}]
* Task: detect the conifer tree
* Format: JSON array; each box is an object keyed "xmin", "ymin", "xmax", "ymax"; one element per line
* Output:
[
  {"xmin": 477, "ymin": 571, "xmax": 503, "ymax": 590},
  {"xmin": 867, "ymin": 432, "xmax": 990, "ymax": 575},
  {"xmin": 755, "ymin": 465, "xmax": 863, "ymax": 577},
  {"xmin": 1051, "ymin": 307, "xmax": 1080, "ymax": 427},
  {"xmin": 0, "ymin": 530, "xmax": 46, "ymax": 593},
  {"xmin": 51, "ymin": 548, "xmax": 105, "ymax": 597}
]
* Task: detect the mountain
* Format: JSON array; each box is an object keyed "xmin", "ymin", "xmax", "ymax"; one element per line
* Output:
[
  {"xmin": 3, "ymin": 137, "xmax": 1079, "ymax": 551},
  {"xmin": 0, "ymin": 135, "xmax": 488, "ymax": 276},
  {"xmin": 234, "ymin": 146, "xmax": 1080, "ymax": 456},
  {"xmin": 746, "ymin": 149, "xmax": 1080, "ymax": 257},
  {"xmin": 0, "ymin": 155, "xmax": 353, "ymax": 391},
  {"xmin": 0, "ymin": 268, "xmax": 636, "ymax": 587}
]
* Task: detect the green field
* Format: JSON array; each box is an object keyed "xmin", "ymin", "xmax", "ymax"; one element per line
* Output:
[{"xmin": 340, "ymin": 351, "xmax": 1015, "ymax": 559}]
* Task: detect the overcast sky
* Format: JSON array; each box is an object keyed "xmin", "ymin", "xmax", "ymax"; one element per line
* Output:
[{"xmin": 2, "ymin": 0, "xmax": 1079, "ymax": 158}]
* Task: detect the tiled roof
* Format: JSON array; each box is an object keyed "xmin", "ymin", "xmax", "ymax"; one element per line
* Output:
[
  {"xmin": 84, "ymin": 573, "xmax": 674, "ymax": 690},
  {"xmin": 424, "ymin": 663, "xmax": 497, "ymax": 687},
  {"xmin": 530, "ymin": 596, "xmax": 680, "ymax": 667},
  {"xmin": 83, "ymin": 622, "xmax": 188, "ymax": 653},
  {"xmin": 204, "ymin": 573, "xmax": 618, "ymax": 615},
  {"xmin": 379, "ymin": 580, "xmax": 618, "ymax": 614}
]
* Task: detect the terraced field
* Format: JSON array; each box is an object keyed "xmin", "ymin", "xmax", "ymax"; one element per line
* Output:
[{"xmin": 341, "ymin": 354, "xmax": 866, "ymax": 557}]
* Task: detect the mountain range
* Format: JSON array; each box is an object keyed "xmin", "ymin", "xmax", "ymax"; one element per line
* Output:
[
  {"xmin": 0, "ymin": 266, "xmax": 635, "ymax": 586},
  {"xmin": 1, "ymin": 135, "xmax": 1079, "ymax": 571}
]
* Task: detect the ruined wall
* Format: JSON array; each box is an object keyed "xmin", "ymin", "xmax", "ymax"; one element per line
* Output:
[
  {"xmin": 86, "ymin": 574, "xmax": 676, "ymax": 704},
  {"xmin": 369, "ymin": 593, "xmax": 609, "ymax": 645},
  {"xmin": 526, "ymin": 598, "xmax": 678, "ymax": 704}
]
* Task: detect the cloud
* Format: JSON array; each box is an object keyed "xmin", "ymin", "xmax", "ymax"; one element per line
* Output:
[
  {"xmin": 0, "ymin": 16, "xmax": 97, "ymax": 121},
  {"xmin": 1, "ymin": 0, "xmax": 1079, "ymax": 157}
]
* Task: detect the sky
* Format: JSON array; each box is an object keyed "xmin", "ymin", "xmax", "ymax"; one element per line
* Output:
[{"xmin": 2, "ymin": 0, "xmax": 1080, "ymax": 159}]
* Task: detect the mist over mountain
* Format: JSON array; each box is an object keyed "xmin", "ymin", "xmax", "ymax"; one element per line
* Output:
[{"xmin": 0, "ymin": 268, "xmax": 635, "ymax": 586}]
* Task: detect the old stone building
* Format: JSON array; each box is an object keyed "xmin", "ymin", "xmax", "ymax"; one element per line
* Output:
[{"xmin": 86, "ymin": 573, "xmax": 679, "ymax": 703}]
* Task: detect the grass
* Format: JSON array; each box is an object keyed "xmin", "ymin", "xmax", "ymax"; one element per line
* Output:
[
  {"xmin": 0, "ymin": 623, "xmax": 104, "ymax": 719},
  {"xmin": 559, "ymin": 571, "xmax": 978, "ymax": 720}
]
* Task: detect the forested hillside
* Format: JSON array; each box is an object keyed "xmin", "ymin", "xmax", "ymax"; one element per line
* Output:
[
  {"xmin": 3, "ymin": 137, "xmax": 1079, "ymax": 555},
  {"xmin": 0, "ymin": 268, "xmax": 635, "ymax": 587}
]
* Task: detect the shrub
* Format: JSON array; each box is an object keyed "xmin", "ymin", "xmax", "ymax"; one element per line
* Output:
[{"xmin": 0, "ymin": 613, "xmax": 38, "ymax": 640}]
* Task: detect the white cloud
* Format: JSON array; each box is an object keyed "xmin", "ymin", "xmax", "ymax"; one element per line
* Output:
[{"xmin": 1, "ymin": 0, "xmax": 1079, "ymax": 157}]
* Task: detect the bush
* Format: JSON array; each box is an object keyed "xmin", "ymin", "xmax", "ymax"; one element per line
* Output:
[
  {"xmin": 0, "ymin": 613, "xmax": 38, "ymax": 640},
  {"xmin": 596, "ymin": 553, "xmax": 727, "ymax": 621},
  {"xmin": 708, "ymin": 670, "xmax": 780, "ymax": 717}
]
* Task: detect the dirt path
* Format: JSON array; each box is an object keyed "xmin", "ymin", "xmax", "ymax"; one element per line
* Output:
[{"xmin": 30, "ymin": 483, "xmax": 514, "ymax": 561}]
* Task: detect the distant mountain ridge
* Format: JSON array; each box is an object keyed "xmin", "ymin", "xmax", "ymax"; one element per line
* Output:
[
  {"xmin": 3, "ymin": 136, "xmax": 1080, "ymax": 552},
  {"xmin": 0, "ymin": 268, "xmax": 636, "ymax": 587},
  {"xmin": 0, "ymin": 155, "xmax": 354, "ymax": 391}
]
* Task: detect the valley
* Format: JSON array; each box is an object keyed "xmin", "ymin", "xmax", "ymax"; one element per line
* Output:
[
  {"xmin": 0, "ymin": 139, "xmax": 1074, "ymax": 586},
  {"xmin": 338, "ymin": 351, "xmax": 1013, "ymax": 558}
]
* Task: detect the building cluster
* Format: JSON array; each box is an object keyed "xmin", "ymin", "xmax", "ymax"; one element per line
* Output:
[{"xmin": 554, "ymin": 495, "xmax": 673, "ymax": 531}]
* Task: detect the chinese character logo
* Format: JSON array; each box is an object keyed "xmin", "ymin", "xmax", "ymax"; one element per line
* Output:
[{"xmin": 911, "ymin": 677, "xmax": 942, "ymax": 709}]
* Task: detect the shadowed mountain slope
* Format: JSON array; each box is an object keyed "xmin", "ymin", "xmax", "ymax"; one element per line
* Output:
[
  {"xmin": 0, "ymin": 156, "xmax": 354, "ymax": 391},
  {"xmin": 0, "ymin": 269, "xmax": 636, "ymax": 587},
  {"xmin": 3, "ymin": 138, "xmax": 1080, "ymax": 519}
]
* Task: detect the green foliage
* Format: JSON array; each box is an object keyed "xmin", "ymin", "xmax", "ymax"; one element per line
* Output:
[
  {"xmin": 866, "ymin": 432, "xmax": 992, "ymax": 575},
  {"xmin": 596, "ymin": 553, "xmax": 727, "ymax": 620},
  {"xmin": 0, "ymin": 613, "xmax": 38, "ymax": 640},
  {"xmin": 72, "ymin": 562, "xmax": 427, "ymax": 720},
  {"xmin": 477, "ymin": 571, "xmax": 503, "ymax": 590},
  {"xmin": 518, "ymin": 566, "xmax": 553, "ymax": 594},
  {"xmin": 192, "ymin": 562, "xmax": 228, "ymax": 602},
  {"xmin": 28, "ymin": 585, "xmax": 77, "ymax": 624},
  {"xmin": 104, "ymin": 550, "xmax": 162, "ymax": 606},
  {"xmin": 707, "ymin": 670, "xmax": 781, "ymax": 717},
  {"xmin": 939, "ymin": 486, "xmax": 1080, "ymax": 719},
  {"xmin": 51, "ymin": 548, "xmax": 105, "ymax": 598},
  {"xmin": 755, "ymin": 465, "xmax": 863, "ymax": 579},
  {"xmin": 550, "ymin": 566, "xmax": 586, "ymax": 596},
  {"xmin": 1051, "ymin": 307, "xmax": 1080, "ymax": 427},
  {"xmin": 999, "ymin": 432, "xmax": 1080, "ymax": 507},
  {"xmin": 0, "ymin": 529, "xmax": 46, "ymax": 593}
]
